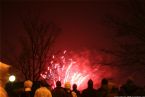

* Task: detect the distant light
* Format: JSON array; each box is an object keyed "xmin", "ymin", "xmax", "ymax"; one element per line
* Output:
[{"xmin": 9, "ymin": 75, "xmax": 16, "ymax": 82}]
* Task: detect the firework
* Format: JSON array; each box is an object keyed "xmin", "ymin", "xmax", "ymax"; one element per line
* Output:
[{"xmin": 40, "ymin": 50, "xmax": 116, "ymax": 89}]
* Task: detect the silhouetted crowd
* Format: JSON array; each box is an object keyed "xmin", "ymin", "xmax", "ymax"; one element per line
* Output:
[
  {"xmin": 18, "ymin": 78, "xmax": 145, "ymax": 97},
  {"xmin": 0, "ymin": 62, "xmax": 145, "ymax": 97}
]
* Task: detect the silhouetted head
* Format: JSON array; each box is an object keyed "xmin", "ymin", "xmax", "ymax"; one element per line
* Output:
[
  {"xmin": 101, "ymin": 78, "xmax": 108, "ymax": 85},
  {"xmin": 56, "ymin": 81, "xmax": 61, "ymax": 87},
  {"xmin": 73, "ymin": 84, "xmax": 77, "ymax": 90},
  {"xmin": 127, "ymin": 78, "xmax": 133, "ymax": 83},
  {"xmin": 88, "ymin": 79, "xmax": 93, "ymax": 88},
  {"xmin": 40, "ymin": 80, "xmax": 49, "ymax": 87},
  {"xmin": 126, "ymin": 78, "xmax": 134, "ymax": 86}
]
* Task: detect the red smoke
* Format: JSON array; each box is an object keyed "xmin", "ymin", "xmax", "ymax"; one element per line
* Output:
[{"xmin": 41, "ymin": 50, "xmax": 118, "ymax": 90}]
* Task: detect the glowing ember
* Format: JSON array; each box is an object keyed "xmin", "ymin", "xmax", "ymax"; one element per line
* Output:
[{"xmin": 41, "ymin": 50, "xmax": 117, "ymax": 90}]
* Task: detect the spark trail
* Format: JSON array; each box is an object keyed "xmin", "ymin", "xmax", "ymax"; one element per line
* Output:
[{"xmin": 40, "ymin": 50, "xmax": 116, "ymax": 89}]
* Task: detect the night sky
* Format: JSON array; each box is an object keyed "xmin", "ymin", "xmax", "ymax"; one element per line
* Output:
[
  {"xmin": 1, "ymin": 0, "xmax": 125, "ymax": 60},
  {"xmin": 1, "ymin": 0, "xmax": 145, "ymax": 85}
]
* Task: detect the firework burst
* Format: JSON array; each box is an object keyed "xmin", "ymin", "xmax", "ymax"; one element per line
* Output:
[{"xmin": 40, "ymin": 50, "xmax": 117, "ymax": 89}]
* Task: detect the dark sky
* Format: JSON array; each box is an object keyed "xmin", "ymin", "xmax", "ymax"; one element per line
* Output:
[{"xmin": 0, "ymin": 0, "xmax": 129, "ymax": 63}]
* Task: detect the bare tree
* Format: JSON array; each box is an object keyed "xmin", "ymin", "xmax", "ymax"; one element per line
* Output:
[
  {"xmin": 16, "ymin": 11, "xmax": 61, "ymax": 81},
  {"xmin": 102, "ymin": 0, "xmax": 145, "ymax": 76}
]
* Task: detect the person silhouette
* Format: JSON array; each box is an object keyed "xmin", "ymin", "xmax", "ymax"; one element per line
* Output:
[
  {"xmin": 72, "ymin": 84, "xmax": 81, "ymax": 97},
  {"xmin": 20, "ymin": 80, "xmax": 33, "ymax": 97},
  {"xmin": 81, "ymin": 79, "xmax": 97, "ymax": 97},
  {"xmin": 96, "ymin": 78, "xmax": 109, "ymax": 97},
  {"xmin": 52, "ymin": 81, "xmax": 67, "ymax": 97},
  {"xmin": 34, "ymin": 80, "xmax": 52, "ymax": 97},
  {"xmin": 64, "ymin": 82, "xmax": 77, "ymax": 97}
]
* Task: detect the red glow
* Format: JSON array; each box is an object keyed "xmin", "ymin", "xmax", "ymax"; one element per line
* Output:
[{"xmin": 41, "ymin": 50, "xmax": 117, "ymax": 90}]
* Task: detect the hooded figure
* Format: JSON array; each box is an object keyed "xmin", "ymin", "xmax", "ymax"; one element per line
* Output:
[
  {"xmin": 34, "ymin": 80, "xmax": 52, "ymax": 97},
  {"xmin": 0, "ymin": 62, "xmax": 10, "ymax": 97}
]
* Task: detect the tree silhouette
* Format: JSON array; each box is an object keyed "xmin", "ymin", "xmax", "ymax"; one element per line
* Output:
[
  {"xmin": 16, "ymin": 10, "xmax": 61, "ymax": 81},
  {"xmin": 103, "ymin": 0, "xmax": 145, "ymax": 77}
]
